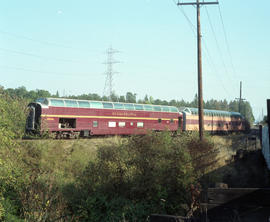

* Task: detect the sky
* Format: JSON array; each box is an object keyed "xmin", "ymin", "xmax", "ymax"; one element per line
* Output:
[{"xmin": 0, "ymin": 0, "xmax": 269, "ymax": 121}]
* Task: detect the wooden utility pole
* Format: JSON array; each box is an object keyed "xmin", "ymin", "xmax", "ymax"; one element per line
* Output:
[
  {"xmin": 177, "ymin": 0, "xmax": 218, "ymax": 140},
  {"xmin": 235, "ymin": 81, "xmax": 246, "ymax": 114}
]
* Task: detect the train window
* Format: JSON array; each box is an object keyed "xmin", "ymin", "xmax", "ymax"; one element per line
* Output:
[
  {"xmin": 170, "ymin": 119, "xmax": 174, "ymax": 123},
  {"xmin": 119, "ymin": 122, "xmax": 126, "ymax": 127},
  {"xmin": 158, "ymin": 118, "xmax": 162, "ymax": 123},
  {"xmin": 144, "ymin": 105, "xmax": 153, "ymax": 111},
  {"xmin": 130, "ymin": 122, "xmax": 134, "ymax": 126},
  {"xmin": 134, "ymin": 104, "xmax": 144, "ymax": 111},
  {"xmin": 36, "ymin": 98, "xmax": 45, "ymax": 103},
  {"xmin": 93, "ymin": 121, "xmax": 98, "ymax": 127},
  {"xmin": 90, "ymin": 102, "xmax": 103, "ymax": 109},
  {"xmin": 137, "ymin": 122, "xmax": 144, "ymax": 128},
  {"xmin": 124, "ymin": 104, "xmax": 134, "ymax": 110},
  {"xmin": 153, "ymin": 106, "xmax": 161, "ymax": 112},
  {"xmin": 114, "ymin": 103, "xmax": 124, "ymax": 110},
  {"xmin": 170, "ymin": 107, "xmax": 178, "ymax": 113},
  {"xmin": 50, "ymin": 99, "xmax": 64, "ymax": 107},
  {"xmin": 78, "ymin": 101, "xmax": 90, "ymax": 108},
  {"xmin": 65, "ymin": 100, "xmax": 78, "ymax": 108},
  {"xmin": 43, "ymin": 99, "xmax": 49, "ymax": 105},
  {"xmin": 102, "ymin": 102, "xmax": 113, "ymax": 109},
  {"xmin": 108, "ymin": 122, "xmax": 116, "ymax": 127},
  {"xmin": 36, "ymin": 98, "xmax": 49, "ymax": 105},
  {"xmin": 161, "ymin": 106, "xmax": 170, "ymax": 112}
]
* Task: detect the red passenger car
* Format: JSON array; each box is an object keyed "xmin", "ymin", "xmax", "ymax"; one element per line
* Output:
[
  {"xmin": 181, "ymin": 107, "xmax": 247, "ymax": 133},
  {"xmin": 26, "ymin": 98, "xmax": 181, "ymax": 138}
]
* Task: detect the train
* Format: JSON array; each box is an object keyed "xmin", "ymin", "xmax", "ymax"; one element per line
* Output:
[{"xmin": 25, "ymin": 97, "xmax": 248, "ymax": 138}]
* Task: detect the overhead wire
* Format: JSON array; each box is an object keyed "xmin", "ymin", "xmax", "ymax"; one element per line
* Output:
[
  {"xmin": 0, "ymin": 65, "xmax": 91, "ymax": 76},
  {"xmin": 0, "ymin": 29, "xmax": 98, "ymax": 54},
  {"xmin": 217, "ymin": 3, "xmax": 238, "ymax": 82},
  {"xmin": 0, "ymin": 47, "xmax": 87, "ymax": 63},
  {"xmin": 172, "ymin": 0, "xmax": 232, "ymax": 98},
  {"xmin": 202, "ymin": 38, "xmax": 232, "ymax": 98},
  {"xmin": 205, "ymin": 6, "xmax": 238, "ymax": 95},
  {"xmin": 172, "ymin": 0, "xmax": 196, "ymax": 35}
]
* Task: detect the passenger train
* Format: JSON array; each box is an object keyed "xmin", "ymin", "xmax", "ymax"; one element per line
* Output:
[{"xmin": 25, "ymin": 98, "xmax": 248, "ymax": 138}]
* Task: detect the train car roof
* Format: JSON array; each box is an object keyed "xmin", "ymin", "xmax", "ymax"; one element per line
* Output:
[
  {"xmin": 180, "ymin": 107, "xmax": 243, "ymax": 118},
  {"xmin": 34, "ymin": 98, "xmax": 180, "ymax": 113}
]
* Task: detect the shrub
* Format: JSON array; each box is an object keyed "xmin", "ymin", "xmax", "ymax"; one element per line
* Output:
[{"xmin": 71, "ymin": 131, "xmax": 197, "ymax": 221}]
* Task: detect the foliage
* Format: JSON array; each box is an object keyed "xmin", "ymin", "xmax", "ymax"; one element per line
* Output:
[
  {"xmin": 0, "ymin": 91, "xmax": 26, "ymax": 221},
  {"xmin": 65, "ymin": 132, "xmax": 201, "ymax": 221},
  {"xmin": 0, "ymin": 90, "xmax": 28, "ymax": 139},
  {"xmin": 0, "ymin": 85, "xmax": 252, "ymax": 220}
]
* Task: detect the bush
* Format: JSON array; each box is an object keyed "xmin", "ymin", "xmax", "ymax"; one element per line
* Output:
[
  {"xmin": 0, "ymin": 92, "xmax": 26, "ymax": 221},
  {"xmin": 70, "ymin": 132, "xmax": 198, "ymax": 221}
]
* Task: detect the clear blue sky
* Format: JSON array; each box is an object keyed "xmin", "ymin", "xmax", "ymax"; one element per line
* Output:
[{"xmin": 0, "ymin": 0, "xmax": 269, "ymax": 121}]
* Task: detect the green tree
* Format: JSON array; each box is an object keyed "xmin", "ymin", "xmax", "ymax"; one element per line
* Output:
[
  {"xmin": 125, "ymin": 92, "xmax": 136, "ymax": 103},
  {"xmin": 110, "ymin": 92, "xmax": 119, "ymax": 102},
  {"xmin": 241, "ymin": 101, "xmax": 255, "ymax": 125},
  {"xmin": 143, "ymin": 95, "xmax": 149, "ymax": 104},
  {"xmin": 119, "ymin": 95, "xmax": 126, "ymax": 103},
  {"xmin": 189, "ymin": 94, "xmax": 198, "ymax": 108}
]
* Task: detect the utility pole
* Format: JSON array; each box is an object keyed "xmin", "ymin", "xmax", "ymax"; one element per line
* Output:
[
  {"xmin": 235, "ymin": 81, "xmax": 246, "ymax": 114},
  {"xmin": 177, "ymin": 0, "xmax": 218, "ymax": 140},
  {"xmin": 103, "ymin": 46, "xmax": 120, "ymax": 101}
]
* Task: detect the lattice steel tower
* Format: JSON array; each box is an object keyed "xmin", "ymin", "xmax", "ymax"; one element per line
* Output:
[{"xmin": 103, "ymin": 46, "xmax": 120, "ymax": 100}]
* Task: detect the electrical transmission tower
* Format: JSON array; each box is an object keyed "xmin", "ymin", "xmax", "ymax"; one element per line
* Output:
[
  {"xmin": 177, "ymin": 0, "xmax": 218, "ymax": 140},
  {"xmin": 103, "ymin": 46, "xmax": 120, "ymax": 101}
]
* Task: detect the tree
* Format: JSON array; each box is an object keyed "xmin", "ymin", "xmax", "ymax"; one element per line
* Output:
[
  {"xmin": 119, "ymin": 96, "xmax": 126, "ymax": 103},
  {"xmin": 36, "ymin": 89, "xmax": 51, "ymax": 98},
  {"xmin": 189, "ymin": 94, "xmax": 198, "ymax": 108},
  {"xmin": 125, "ymin": 92, "xmax": 136, "ymax": 103},
  {"xmin": 242, "ymin": 101, "xmax": 255, "ymax": 125},
  {"xmin": 143, "ymin": 95, "xmax": 149, "ymax": 104},
  {"xmin": 229, "ymin": 101, "xmax": 238, "ymax": 112},
  {"xmin": 154, "ymin": 99, "xmax": 162, "ymax": 105},
  {"xmin": 110, "ymin": 92, "xmax": 119, "ymax": 102}
]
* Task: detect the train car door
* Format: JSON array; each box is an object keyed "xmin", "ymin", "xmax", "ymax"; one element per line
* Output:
[{"xmin": 178, "ymin": 116, "xmax": 183, "ymax": 131}]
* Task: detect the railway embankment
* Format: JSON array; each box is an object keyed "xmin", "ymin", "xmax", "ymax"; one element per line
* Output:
[
  {"xmin": 199, "ymin": 131, "xmax": 270, "ymax": 222},
  {"xmin": 3, "ymin": 131, "xmax": 270, "ymax": 221},
  {"xmin": 151, "ymin": 132, "xmax": 270, "ymax": 222}
]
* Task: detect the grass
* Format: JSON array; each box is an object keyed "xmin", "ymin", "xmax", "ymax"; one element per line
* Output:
[
  {"xmin": 18, "ymin": 137, "xmax": 123, "ymax": 185},
  {"xmin": 18, "ymin": 134, "xmax": 249, "ymax": 185}
]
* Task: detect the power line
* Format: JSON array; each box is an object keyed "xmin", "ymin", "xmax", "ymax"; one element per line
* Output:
[
  {"xmin": 0, "ymin": 65, "xmax": 91, "ymax": 76},
  {"xmin": 202, "ymin": 39, "xmax": 232, "ymax": 98},
  {"xmin": 172, "ymin": 0, "xmax": 233, "ymax": 99},
  {"xmin": 172, "ymin": 0, "xmax": 196, "ymax": 34},
  {"xmin": 205, "ymin": 6, "xmax": 238, "ymax": 95},
  {"xmin": 0, "ymin": 29, "xmax": 98, "ymax": 54},
  {"xmin": 0, "ymin": 47, "xmax": 85, "ymax": 63},
  {"xmin": 217, "ymin": 4, "xmax": 238, "ymax": 82}
]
